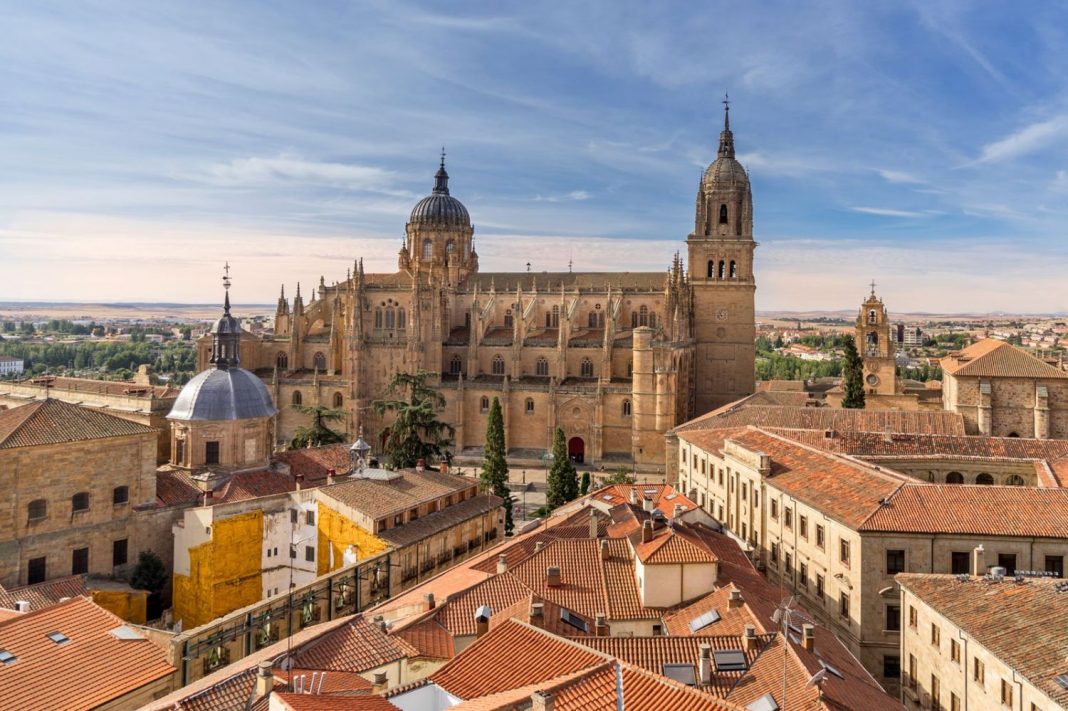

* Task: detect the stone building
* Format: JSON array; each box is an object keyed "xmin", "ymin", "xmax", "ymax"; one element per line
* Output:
[
  {"xmin": 199, "ymin": 106, "xmax": 757, "ymax": 469},
  {"xmin": 0, "ymin": 398, "xmax": 159, "ymax": 588},
  {"xmin": 858, "ymin": 285, "xmax": 897, "ymax": 396},
  {"xmin": 897, "ymin": 573, "xmax": 1068, "ymax": 711},
  {"xmin": 941, "ymin": 337, "xmax": 1068, "ymax": 438}
]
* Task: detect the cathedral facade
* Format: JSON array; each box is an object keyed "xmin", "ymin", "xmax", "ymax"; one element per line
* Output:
[{"xmin": 200, "ymin": 109, "xmax": 756, "ymax": 469}]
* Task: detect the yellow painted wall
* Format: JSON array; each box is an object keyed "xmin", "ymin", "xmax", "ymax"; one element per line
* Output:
[
  {"xmin": 89, "ymin": 589, "xmax": 148, "ymax": 625},
  {"xmin": 317, "ymin": 502, "xmax": 389, "ymax": 576},
  {"xmin": 173, "ymin": 510, "xmax": 264, "ymax": 629}
]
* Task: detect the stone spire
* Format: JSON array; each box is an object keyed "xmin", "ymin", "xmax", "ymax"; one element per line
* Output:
[{"xmin": 718, "ymin": 93, "xmax": 735, "ymax": 159}]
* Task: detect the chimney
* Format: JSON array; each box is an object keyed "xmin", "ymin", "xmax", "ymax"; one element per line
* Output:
[
  {"xmin": 641, "ymin": 519, "xmax": 653, "ymax": 544},
  {"xmin": 326, "ymin": 468, "xmax": 336, "ymax": 486},
  {"xmin": 474, "ymin": 605, "xmax": 491, "ymax": 637},
  {"xmin": 531, "ymin": 691, "xmax": 554, "ymax": 711},
  {"xmin": 743, "ymin": 624, "xmax": 758, "ymax": 653},
  {"xmin": 424, "ymin": 593, "xmax": 436, "ymax": 611},
  {"xmin": 439, "ymin": 461, "xmax": 449, "ymax": 475},
  {"xmin": 294, "ymin": 473, "xmax": 304, "ymax": 491},
  {"xmin": 642, "ymin": 497, "xmax": 655, "ymax": 513},
  {"xmin": 673, "ymin": 503, "xmax": 685, "ymax": 519},
  {"xmin": 595, "ymin": 613, "xmax": 608, "ymax": 637},
  {"xmin": 416, "ymin": 458, "xmax": 426, "ymax": 472},
  {"xmin": 546, "ymin": 566, "xmax": 562, "ymax": 587},
  {"xmin": 530, "ymin": 602, "xmax": 544, "ymax": 627},
  {"xmin": 727, "ymin": 589, "xmax": 743, "ymax": 610},
  {"xmin": 14, "ymin": 600, "xmax": 30, "ymax": 613},
  {"xmin": 255, "ymin": 660, "xmax": 274, "ymax": 699},
  {"xmin": 972, "ymin": 544, "xmax": 986, "ymax": 577},
  {"xmin": 801, "ymin": 624, "xmax": 815, "ymax": 652},
  {"xmin": 589, "ymin": 511, "xmax": 598, "ymax": 538},
  {"xmin": 497, "ymin": 554, "xmax": 509, "ymax": 574},
  {"xmin": 629, "ymin": 488, "xmax": 639, "ymax": 505},
  {"xmin": 599, "ymin": 539, "xmax": 610, "ymax": 561},
  {"xmin": 534, "ymin": 541, "xmax": 545, "ymax": 553},
  {"xmin": 372, "ymin": 671, "xmax": 388, "ymax": 693},
  {"xmin": 202, "ymin": 489, "xmax": 213, "ymax": 507},
  {"xmin": 698, "ymin": 644, "xmax": 712, "ymax": 685}
]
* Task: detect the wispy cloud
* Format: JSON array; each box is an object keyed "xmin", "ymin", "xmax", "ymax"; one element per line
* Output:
[
  {"xmin": 876, "ymin": 169, "xmax": 924, "ymax": 184},
  {"xmin": 534, "ymin": 190, "xmax": 591, "ymax": 202},
  {"xmin": 976, "ymin": 116, "xmax": 1068, "ymax": 163},
  {"xmin": 850, "ymin": 206, "xmax": 933, "ymax": 218}
]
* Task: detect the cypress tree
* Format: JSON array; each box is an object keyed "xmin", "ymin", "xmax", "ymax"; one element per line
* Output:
[
  {"xmin": 481, "ymin": 397, "xmax": 513, "ymax": 534},
  {"xmin": 841, "ymin": 335, "xmax": 866, "ymax": 409},
  {"xmin": 546, "ymin": 427, "xmax": 579, "ymax": 510}
]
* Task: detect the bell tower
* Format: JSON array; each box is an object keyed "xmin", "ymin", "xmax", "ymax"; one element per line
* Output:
[
  {"xmin": 687, "ymin": 96, "xmax": 757, "ymax": 414},
  {"xmin": 857, "ymin": 282, "xmax": 897, "ymax": 395}
]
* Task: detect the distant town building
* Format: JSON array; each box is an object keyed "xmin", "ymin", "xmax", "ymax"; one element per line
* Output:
[{"xmin": 0, "ymin": 355, "xmax": 23, "ymax": 376}]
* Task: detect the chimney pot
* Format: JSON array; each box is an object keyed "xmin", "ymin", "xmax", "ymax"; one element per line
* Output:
[
  {"xmin": 474, "ymin": 604, "xmax": 492, "ymax": 637},
  {"xmin": 424, "ymin": 592, "xmax": 436, "ymax": 611},
  {"xmin": 13, "ymin": 600, "xmax": 29, "ymax": 613},
  {"xmin": 599, "ymin": 539, "xmax": 610, "ymax": 560},
  {"xmin": 534, "ymin": 541, "xmax": 545, "ymax": 553},
  {"xmin": 972, "ymin": 544, "xmax": 986, "ymax": 577},
  {"xmin": 641, "ymin": 519, "xmax": 653, "ymax": 544},
  {"xmin": 547, "ymin": 565, "xmax": 562, "ymax": 587},
  {"xmin": 294, "ymin": 473, "xmax": 304, "ymax": 491},
  {"xmin": 530, "ymin": 602, "xmax": 544, "ymax": 626},
  {"xmin": 326, "ymin": 468, "xmax": 336, "ymax": 486},
  {"xmin": 727, "ymin": 589, "xmax": 743, "ymax": 609},
  {"xmin": 203, "ymin": 489, "xmax": 213, "ymax": 506},
  {"xmin": 372, "ymin": 671, "xmax": 388, "ymax": 693},
  {"xmin": 698, "ymin": 643, "xmax": 712, "ymax": 685},
  {"xmin": 629, "ymin": 489, "xmax": 639, "ymax": 505},
  {"xmin": 416, "ymin": 458, "xmax": 426, "ymax": 472},
  {"xmin": 801, "ymin": 623, "xmax": 815, "ymax": 652},
  {"xmin": 255, "ymin": 660, "xmax": 274, "ymax": 699},
  {"xmin": 595, "ymin": 613, "xmax": 608, "ymax": 636},
  {"xmin": 743, "ymin": 624, "xmax": 758, "ymax": 652},
  {"xmin": 673, "ymin": 503, "xmax": 685, "ymax": 519},
  {"xmin": 497, "ymin": 554, "xmax": 508, "ymax": 574},
  {"xmin": 589, "ymin": 511, "xmax": 598, "ymax": 538},
  {"xmin": 642, "ymin": 497, "xmax": 655, "ymax": 513},
  {"xmin": 531, "ymin": 690, "xmax": 554, "ymax": 711}
]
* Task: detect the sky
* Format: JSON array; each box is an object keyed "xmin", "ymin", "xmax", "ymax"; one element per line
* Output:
[{"xmin": 1, "ymin": 1, "xmax": 1067, "ymax": 313}]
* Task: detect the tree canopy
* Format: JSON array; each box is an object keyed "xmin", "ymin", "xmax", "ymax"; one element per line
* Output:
[
  {"xmin": 289, "ymin": 404, "xmax": 347, "ymax": 450},
  {"xmin": 841, "ymin": 335, "xmax": 866, "ymax": 409},
  {"xmin": 480, "ymin": 397, "xmax": 513, "ymax": 534},
  {"xmin": 372, "ymin": 371, "xmax": 454, "ymax": 469}
]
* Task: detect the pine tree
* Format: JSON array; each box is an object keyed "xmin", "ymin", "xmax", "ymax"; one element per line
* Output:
[
  {"xmin": 841, "ymin": 335, "xmax": 866, "ymax": 409},
  {"xmin": 481, "ymin": 397, "xmax": 513, "ymax": 534},
  {"xmin": 545, "ymin": 428, "xmax": 579, "ymax": 510},
  {"xmin": 372, "ymin": 371, "xmax": 455, "ymax": 469}
]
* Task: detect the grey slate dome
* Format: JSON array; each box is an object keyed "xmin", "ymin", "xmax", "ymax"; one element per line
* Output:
[
  {"xmin": 409, "ymin": 156, "xmax": 471, "ymax": 227},
  {"xmin": 168, "ymin": 367, "xmax": 278, "ymax": 421}
]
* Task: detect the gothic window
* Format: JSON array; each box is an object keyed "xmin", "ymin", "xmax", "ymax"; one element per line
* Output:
[
  {"xmin": 946, "ymin": 471, "xmax": 964, "ymax": 484},
  {"xmin": 480, "ymin": 396, "xmax": 489, "ymax": 413},
  {"xmin": 397, "ymin": 308, "xmax": 406, "ymax": 330},
  {"xmin": 445, "ymin": 240, "xmax": 455, "ymax": 259},
  {"xmin": 648, "ymin": 312, "xmax": 656, "ymax": 329},
  {"xmin": 525, "ymin": 398, "xmax": 535, "ymax": 414},
  {"xmin": 622, "ymin": 399, "xmax": 631, "ymax": 417},
  {"xmin": 548, "ymin": 305, "xmax": 559, "ymax": 328},
  {"xmin": 631, "ymin": 311, "xmax": 638, "ymax": 328},
  {"xmin": 276, "ymin": 352, "xmax": 288, "ymax": 370},
  {"xmin": 639, "ymin": 305, "xmax": 649, "ymax": 327},
  {"xmin": 504, "ymin": 310, "xmax": 513, "ymax": 328},
  {"xmin": 627, "ymin": 361, "xmax": 633, "ymax": 377},
  {"xmin": 730, "ymin": 260, "xmax": 737, "ymax": 278},
  {"xmin": 707, "ymin": 260, "xmax": 715, "ymax": 278},
  {"xmin": 535, "ymin": 357, "xmax": 549, "ymax": 376},
  {"xmin": 718, "ymin": 260, "xmax": 726, "ymax": 279},
  {"xmin": 580, "ymin": 358, "xmax": 594, "ymax": 378},
  {"xmin": 1007, "ymin": 474, "xmax": 1025, "ymax": 486},
  {"xmin": 374, "ymin": 309, "xmax": 382, "ymax": 330},
  {"xmin": 492, "ymin": 355, "xmax": 505, "ymax": 375},
  {"xmin": 385, "ymin": 307, "xmax": 396, "ymax": 330},
  {"xmin": 422, "ymin": 239, "xmax": 433, "ymax": 259},
  {"xmin": 333, "ymin": 392, "xmax": 344, "ymax": 408},
  {"xmin": 313, "ymin": 352, "xmax": 326, "ymax": 371},
  {"xmin": 976, "ymin": 473, "xmax": 994, "ymax": 485},
  {"xmin": 719, "ymin": 204, "xmax": 728, "ymax": 224},
  {"xmin": 292, "ymin": 390, "xmax": 303, "ymax": 407},
  {"xmin": 450, "ymin": 355, "xmax": 463, "ymax": 375}
]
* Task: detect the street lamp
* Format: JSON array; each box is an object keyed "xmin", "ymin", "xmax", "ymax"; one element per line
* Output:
[{"xmin": 349, "ymin": 426, "xmax": 371, "ymax": 475}]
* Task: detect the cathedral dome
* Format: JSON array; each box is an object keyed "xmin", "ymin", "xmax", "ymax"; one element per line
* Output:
[
  {"xmin": 702, "ymin": 156, "xmax": 749, "ymax": 191},
  {"xmin": 409, "ymin": 156, "xmax": 471, "ymax": 227},
  {"xmin": 168, "ymin": 367, "xmax": 278, "ymax": 421}
]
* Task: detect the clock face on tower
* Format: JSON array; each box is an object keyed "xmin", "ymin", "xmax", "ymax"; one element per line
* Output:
[
  {"xmin": 866, "ymin": 374, "xmax": 879, "ymax": 386},
  {"xmin": 715, "ymin": 308, "xmax": 728, "ymax": 321}
]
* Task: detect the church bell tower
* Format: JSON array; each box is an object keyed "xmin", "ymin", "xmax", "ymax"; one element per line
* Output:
[{"xmin": 856, "ymin": 283, "xmax": 897, "ymax": 396}]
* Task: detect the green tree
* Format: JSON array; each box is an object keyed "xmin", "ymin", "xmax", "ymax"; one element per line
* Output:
[
  {"xmin": 480, "ymin": 397, "xmax": 513, "ymax": 534},
  {"xmin": 545, "ymin": 428, "xmax": 579, "ymax": 510},
  {"xmin": 598, "ymin": 467, "xmax": 636, "ymax": 486},
  {"xmin": 372, "ymin": 371, "xmax": 454, "ymax": 469},
  {"xmin": 841, "ymin": 335, "xmax": 866, "ymax": 409},
  {"xmin": 130, "ymin": 551, "xmax": 167, "ymax": 593},
  {"xmin": 579, "ymin": 471, "xmax": 591, "ymax": 495},
  {"xmin": 289, "ymin": 405, "xmax": 347, "ymax": 449}
]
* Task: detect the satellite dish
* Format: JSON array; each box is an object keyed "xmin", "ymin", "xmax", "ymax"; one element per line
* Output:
[{"xmin": 805, "ymin": 668, "xmax": 828, "ymax": 688}]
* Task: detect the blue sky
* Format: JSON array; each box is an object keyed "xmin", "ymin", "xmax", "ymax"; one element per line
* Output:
[{"xmin": 1, "ymin": 1, "xmax": 1067, "ymax": 312}]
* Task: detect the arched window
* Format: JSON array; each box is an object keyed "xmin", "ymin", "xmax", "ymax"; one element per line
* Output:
[
  {"xmin": 718, "ymin": 260, "xmax": 726, "ymax": 279},
  {"xmin": 385, "ymin": 307, "xmax": 396, "ymax": 330},
  {"xmin": 627, "ymin": 361, "xmax": 633, "ymax": 377},
  {"xmin": 397, "ymin": 308, "xmax": 406, "ymax": 330},
  {"xmin": 719, "ymin": 204, "xmax": 728, "ymax": 224},
  {"xmin": 639, "ymin": 305, "xmax": 649, "ymax": 327},
  {"xmin": 504, "ymin": 310, "xmax": 513, "ymax": 328},
  {"xmin": 1007, "ymin": 432, "xmax": 1020, "ymax": 438},
  {"xmin": 525, "ymin": 398, "xmax": 535, "ymax": 414},
  {"xmin": 622, "ymin": 399, "xmax": 631, "ymax": 417},
  {"xmin": 580, "ymin": 358, "xmax": 594, "ymax": 378},
  {"xmin": 589, "ymin": 312, "xmax": 598, "ymax": 328},
  {"xmin": 72, "ymin": 492, "xmax": 89, "ymax": 513},
  {"xmin": 547, "ymin": 305, "xmax": 559, "ymax": 328},
  {"xmin": 450, "ymin": 355, "xmax": 463, "ymax": 375},
  {"xmin": 422, "ymin": 239, "xmax": 433, "ymax": 259},
  {"xmin": 631, "ymin": 311, "xmax": 638, "ymax": 328},
  {"xmin": 729, "ymin": 260, "xmax": 737, "ymax": 278},
  {"xmin": 112, "ymin": 485, "xmax": 129, "ymax": 505},
  {"xmin": 27, "ymin": 499, "xmax": 46, "ymax": 521},
  {"xmin": 868, "ymin": 309, "xmax": 877, "ymax": 324},
  {"xmin": 374, "ymin": 309, "xmax": 382, "ymax": 330},
  {"xmin": 445, "ymin": 240, "xmax": 455, "ymax": 258},
  {"xmin": 1006, "ymin": 474, "xmax": 1025, "ymax": 486},
  {"xmin": 292, "ymin": 390, "xmax": 303, "ymax": 407},
  {"xmin": 313, "ymin": 352, "xmax": 326, "ymax": 371},
  {"xmin": 333, "ymin": 392, "xmax": 344, "ymax": 408},
  {"xmin": 492, "ymin": 355, "xmax": 505, "ymax": 375},
  {"xmin": 480, "ymin": 396, "xmax": 489, "ymax": 413},
  {"xmin": 976, "ymin": 473, "xmax": 994, "ymax": 485},
  {"xmin": 946, "ymin": 471, "xmax": 964, "ymax": 484},
  {"xmin": 707, "ymin": 260, "xmax": 715, "ymax": 278},
  {"xmin": 536, "ymin": 357, "xmax": 549, "ymax": 376},
  {"xmin": 276, "ymin": 352, "xmax": 288, "ymax": 370}
]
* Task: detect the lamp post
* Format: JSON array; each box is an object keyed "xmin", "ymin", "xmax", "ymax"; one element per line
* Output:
[{"xmin": 349, "ymin": 426, "xmax": 371, "ymax": 476}]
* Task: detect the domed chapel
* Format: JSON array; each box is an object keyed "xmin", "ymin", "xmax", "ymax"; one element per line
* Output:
[{"xmin": 196, "ymin": 102, "xmax": 756, "ymax": 469}]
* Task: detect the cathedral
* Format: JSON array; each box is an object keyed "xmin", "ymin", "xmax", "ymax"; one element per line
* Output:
[{"xmin": 199, "ymin": 105, "xmax": 756, "ymax": 469}]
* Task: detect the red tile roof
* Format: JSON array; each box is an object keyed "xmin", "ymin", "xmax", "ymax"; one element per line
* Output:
[
  {"xmin": 0, "ymin": 574, "xmax": 88, "ymax": 612},
  {"xmin": 155, "ymin": 468, "xmax": 205, "ymax": 507},
  {"xmin": 393, "ymin": 616, "xmax": 455, "ymax": 659},
  {"xmin": 941, "ymin": 338, "xmax": 1068, "ymax": 378},
  {"xmin": 274, "ymin": 443, "xmax": 353, "ymax": 484},
  {"xmin": 674, "ymin": 402, "xmax": 966, "ymax": 436},
  {"xmin": 0, "ymin": 398, "xmax": 158, "ymax": 449},
  {"xmin": 275, "ymin": 693, "xmax": 400, "ymax": 710},
  {"xmin": 662, "ymin": 584, "xmax": 763, "ymax": 637},
  {"xmin": 292, "ymin": 615, "xmax": 414, "ymax": 672},
  {"xmin": 0, "ymin": 596, "xmax": 174, "ymax": 711},
  {"xmin": 633, "ymin": 530, "xmax": 718, "ymax": 565}
]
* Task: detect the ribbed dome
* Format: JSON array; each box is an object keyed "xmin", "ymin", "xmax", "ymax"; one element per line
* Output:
[
  {"xmin": 168, "ymin": 367, "xmax": 278, "ymax": 421},
  {"xmin": 409, "ymin": 156, "xmax": 471, "ymax": 227},
  {"xmin": 702, "ymin": 156, "xmax": 750, "ymax": 191}
]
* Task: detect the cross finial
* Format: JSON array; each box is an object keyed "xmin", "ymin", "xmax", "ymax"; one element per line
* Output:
[
  {"xmin": 223, "ymin": 262, "xmax": 231, "ymax": 291},
  {"xmin": 870, "ymin": 279, "xmax": 876, "ymax": 295},
  {"xmin": 722, "ymin": 92, "xmax": 730, "ymax": 130},
  {"xmin": 440, "ymin": 146, "xmax": 446, "ymax": 169}
]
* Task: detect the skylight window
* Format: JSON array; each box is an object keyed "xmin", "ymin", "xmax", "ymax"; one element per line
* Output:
[
  {"xmin": 602, "ymin": 495, "xmax": 614, "ymax": 501},
  {"xmin": 1055, "ymin": 674, "xmax": 1068, "ymax": 690},
  {"xmin": 665, "ymin": 493, "xmax": 677, "ymax": 500},
  {"xmin": 0, "ymin": 650, "xmax": 15, "ymax": 666},
  {"xmin": 746, "ymin": 694, "xmax": 779, "ymax": 711},
  {"xmin": 688, "ymin": 609, "xmax": 721, "ymax": 633},
  {"xmin": 46, "ymin": 631, "xmax": 70, "ymax": 645},
  {"xmin": 819, "ymin": 659, "xmax": 844, "ymax": 679},
  {"xmin": 560, "ymin": 608, "xmax": 589, "ymax": 633},
  {"xmin": 662, "ymin": 663, "xmax": 697, "ymax": 686},
  {"xmin": 712, "ymin": 649, "xmax": 748, "ymax": 672}
]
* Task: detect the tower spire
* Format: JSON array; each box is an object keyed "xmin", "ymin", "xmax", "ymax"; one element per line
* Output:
[
  {"xmin": 717, "ymin": 92, "xmax": 735, "ymax": 159},
  {"xmin": 433, "ymin": 147, "xmax": 450, "ymax": 195},
  {"xmin": 210, "ymin": 262, "xmax": 241, "ymax": 370},
  {"xmin": 722, "ymin": 92, "xmax": 730, "ymax": 131}
]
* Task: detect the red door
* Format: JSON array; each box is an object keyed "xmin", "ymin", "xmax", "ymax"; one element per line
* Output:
[{"xmin": 567, "ymin": 437, "xmax": 585, "ymax": 464}]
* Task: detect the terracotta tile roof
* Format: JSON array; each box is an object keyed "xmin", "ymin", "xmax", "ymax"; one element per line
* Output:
[
  {"xmin": 212, "ymin": 467, "xmax": 295, "ymax": 504},
  {"xmin": 428, "ymin": 619, "xmax": 608, "ymax": 699},
  {"xmin": 674, "ymin": 402, "xmax": 966, "ymax": 436},
  {"xmin": 897, "ymin": 574, "xmax": 1068, "ymax": 708},
  {"xmin": 589, "ymin": 483, "xmax": 700, "ymax": 517},
  {"xmin": 491, "ymin": 593, "xmax": 596, "ymax": 638},
  {"xmin": 0, "ymin": 596, "xmax": 174, "ymax": 711},
  {"xmin": 662, "ymin": 584, "xmax": 763, "ymax": 637},
  {"xmin": 633, "ymin": 530, "xmax": 718, "ymax": 564},
  {"xmin": 274, "ymin": 442, "xmax": 353, "ymax": 484},
  {"xmin": 173, "ymin": 666, "xmax": 274, "ymax": 711},
  {"xmin": 0, "ymin": 397, "xmax": 158, "ymax": 449},
  {"xmin": 861, "ymin": 484, "xmax": 1068, "ymax": 536},
  {"xmin": 155, "ymin": 468, "xmax": 204, "ymax": 507},
  {"xmin": 275, "ymin": 694, "xmax": 400, "ymax": 711},
  {"xmin": 552, "ymin": 661, "xmax": 734, "ymax": 711},
  {"xmin": 276, "ymin": 668, "xmax": 375, "ymax": 694},
  {"xmin": 0, "ymin": 574, "xmax": 88, "ymax": 612},
  {"xmin": 291, "ymin": 615, "xmax": 414, "ymax": 672},
  {"xmin": 8, "ymin": 375, "xmax": 178, "ymax": 399},
  {"xmin": 434, "ymin": 571, "xmax": 532, "ymax": 636},
  {"xmin": 941, "ymin": 338, "xmax": 1068, "ymax": 378},
  {"xmin": 320, "ymin": 468, "xmax": 477, "ymax": 519},
  {"xmin": 380, "ymin": 494, "xmax": 502, "ymax": 548},
  {"xmin": 393, "ymin": 616, "xmax": 455, "ymax": 659}
]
